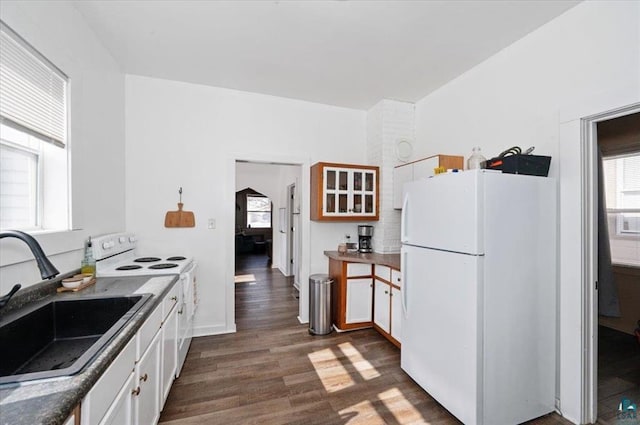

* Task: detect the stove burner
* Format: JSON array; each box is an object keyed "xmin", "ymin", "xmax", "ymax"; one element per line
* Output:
[
  {"xmin": 116, "ymin": 265, "xmax": 143, "ymax": 271},
  {"xmin": 148, "ymin": 263, "xmax": 179, "ymax": 270},
  {"xmin": 166, "ymin": 256, "xmax": 186, "ymax": 261},
  {"xmin": 134, "ymin": 257, "xmax": 162, "ymax": 263}
]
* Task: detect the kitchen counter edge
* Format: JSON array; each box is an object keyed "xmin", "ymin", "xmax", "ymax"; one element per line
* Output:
[{"xmin": 324, "ymin": 251, "xmax": 400, "ymax": 270}]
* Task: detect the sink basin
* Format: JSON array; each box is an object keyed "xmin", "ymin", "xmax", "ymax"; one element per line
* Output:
[{"xmin": 0, "ymin": 294, "xmax": 151, "ymax": 384}]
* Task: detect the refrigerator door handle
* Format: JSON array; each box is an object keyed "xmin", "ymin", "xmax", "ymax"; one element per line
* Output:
[
  {"xmin": 401, "ymin": 250, "xmax": 408, "ymax": 317},
  {"xmin": 401, "ymin": 193, "xmax": 409, "ymax": 243}
]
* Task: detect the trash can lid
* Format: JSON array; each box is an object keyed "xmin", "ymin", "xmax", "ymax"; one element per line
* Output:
[{"xmin": 309, "ymin": 273, "xmax": 332, "ymax": 283}]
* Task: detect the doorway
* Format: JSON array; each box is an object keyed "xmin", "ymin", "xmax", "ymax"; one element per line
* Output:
[
  {"xmin": 233, "ymin": 160, "xmax": 303, "ymax": 324},
  {"xmin": 593, "ymin": 113, "xmax": 640, "ymax": 424},
  {"xmin": 575, "ymin": 103, "xmax": 640, "ymax": 424}
]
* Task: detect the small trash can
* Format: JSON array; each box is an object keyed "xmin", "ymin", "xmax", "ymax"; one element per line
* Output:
[{"xmin": 309, "ymin": 274, "xmax": 333, "ymax": 335}]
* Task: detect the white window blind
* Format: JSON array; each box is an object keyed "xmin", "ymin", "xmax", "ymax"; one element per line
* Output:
[{"xmin": 0, "ymin": 21, "xmax": 67, "ymax": 147}]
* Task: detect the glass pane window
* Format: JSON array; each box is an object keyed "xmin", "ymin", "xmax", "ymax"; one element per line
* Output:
[
  {"xmin": 604, "ymin": 154, "xmax": 640, "ymax": 235},
  {"xmin": 0, "ymin": 22, "xmax": 69, "ymax": 232},
  {"xmin": 246, "ymin": 195, "xmax": 271, "ymax": 228},
  {"xmin": 603, "ymin": 153, "xmax": 640, "ymax": 266},
  {"xmin": 0, "ymin": 142, "xmax": 38, "ymax": 229}
]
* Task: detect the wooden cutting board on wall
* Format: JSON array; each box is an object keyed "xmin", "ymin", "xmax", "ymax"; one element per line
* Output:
[{"xmin": 165, "ymin": 202, "xmax": 195, "ymax": 227}]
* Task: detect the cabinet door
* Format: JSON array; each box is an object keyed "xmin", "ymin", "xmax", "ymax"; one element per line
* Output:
[
  {"xmin": 161, "ymin": 304, "xmax": 178, "ymax": 406},
  {"xmin": 391, "ymin": 287, "xmax": 402, "ymax": 343},
  {"xmin": 374, "ymin": 280, "xmax": 390, "ymax": 333},
  {"xmin": 135, "ymin": 331, "xmax": 161, "ymax": 425},
  {"xmin": 99, "ymin": 372, "xmax": 135, "ymax": 425},
  {"xmin": 412, "ymin": 156, "xmax": 439, "ymax": 180},
  {"xmin": 393, "ymin": 164, "xmax": 413, "ymax": 209},
  {"xmin": 345, "ymin": 278, "xmax": 373, "ymax": 324}
]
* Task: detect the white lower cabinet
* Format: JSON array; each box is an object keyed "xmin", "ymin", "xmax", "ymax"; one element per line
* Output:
[
  {"xmin": 99, "ymin": 372, "xmax": 135, "ymax": 425},
  {"xmin": 373, "ymin": 280, "xmax": 390, "ymax": 333},
  {"xmin": 161, "ymin": 304, "xmax": 177, "ymax": 405},
  {"xmin": 135, "ymin": 331, "xmax": 161, "ymax": 425},
  {"xmin": 391, "ymin": 286, "xmax": 402, "ymax": 343},
  {"xmin": 372, "ymin": 265, "xmax": 402, "ymax": 345},
  {"xmin": 81, "ymin": 281, "xmax": 179, "ymax": 425},
  {"xmin": 345, "ymin": 278, "xmax": 373, "ymax": 324}
]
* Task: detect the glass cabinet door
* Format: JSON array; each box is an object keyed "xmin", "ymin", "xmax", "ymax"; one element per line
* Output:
[{"xmin": 320, "ymin": 165, "xmax": 377, "ymax": 218}]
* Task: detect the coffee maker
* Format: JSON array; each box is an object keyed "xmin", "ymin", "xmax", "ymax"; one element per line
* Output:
[{"xmin": 358, "ymin": 225, "xmax": 373, "ymax": 253}]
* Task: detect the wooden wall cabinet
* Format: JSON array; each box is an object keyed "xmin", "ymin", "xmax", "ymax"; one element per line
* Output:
[
  {"xmin": 393, "ymin": 154, "xmax": 464, "ymax": 209},
  {"xmin": 329, "ymin": 260, "xmax": 373, "ymax": 331},
  {"xmin": 311, "ymin": 162, "xmax": 379, "ymax": 221}
]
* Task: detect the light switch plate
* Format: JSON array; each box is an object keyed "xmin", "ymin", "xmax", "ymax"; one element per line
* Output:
[{"xmin": 208, "ymin": 219, "xmax": 216, "ymax": 229}]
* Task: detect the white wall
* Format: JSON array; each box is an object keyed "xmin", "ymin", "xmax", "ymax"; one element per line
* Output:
[
  {"xmin": 125, "ymin": 74, "xmax": 366, "ymax": 335},
  {"xmin": 0, "ymin": 1, "xmax": 125, "ymax": 293},
  {"xmin": 412, "ymin": 1, "xmax": 640, "ymax": 423},
  {"xmin": 235, "ymin": 162, "xmax": 301, "ymax": 273}
]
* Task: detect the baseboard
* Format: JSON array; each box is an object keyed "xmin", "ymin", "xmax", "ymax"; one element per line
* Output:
[{"xmin": 193, "ymin": 323, "xmax": 236, "ymax": 337}]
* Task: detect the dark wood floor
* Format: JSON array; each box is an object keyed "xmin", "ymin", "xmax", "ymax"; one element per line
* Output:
[
  {"xmin": 597, "ymin": 326, "xmax": 640, "ymax": 425},
  {"xmin": 159, "ymin": 257, "xmax": 587, "ymax": 424}
]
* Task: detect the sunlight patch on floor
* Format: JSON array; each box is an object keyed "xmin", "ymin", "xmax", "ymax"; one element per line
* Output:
[
  {"xmin": 234, "ymin": 274, "xmax": 256, "ymax": 284},
  {"xmin": 339, "ymin": 400, "xmax": 385, "ymax": 424},
  {"xmin": 339, "ymin": 342, "xmax": 381, "ymax": 380},
  {"xmin": 378, "ymin": 387, "xmax": 425, "ymax": 424},
  {"xmin": 308, "ymin": 348, "xmax": 354, "ymax": 393}
]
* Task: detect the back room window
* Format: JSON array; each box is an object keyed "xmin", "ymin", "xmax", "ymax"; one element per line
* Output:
[
  {"xmin": 246, "ymin": 195, "xmax": 271, "ymax": 228},
  {"xmin": 0, "ymin": 21, "xmax": 69, "ymax": 231}
]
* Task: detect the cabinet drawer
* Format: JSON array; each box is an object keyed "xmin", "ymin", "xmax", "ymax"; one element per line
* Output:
[
  {"xmin": 81, "ymin": 334, "xmax": 136, "ymax": 425},
  {"xmin": 391, "ymin": 269, "xmax": 402, "ymax": 287},
  {"xmin": 374, "ymin": 265, "xmax": 391, "ymax": 282},
  {"xmin": 347, "ymin": 263, "xmax": 371, "ymax": 277},
  {"xmin": 138, "ymin": 303, "xmax": 162, "ymax": 359},
  {"xmin": 163, "ymin": 283, "xmax": 179, "ymax": 321}
]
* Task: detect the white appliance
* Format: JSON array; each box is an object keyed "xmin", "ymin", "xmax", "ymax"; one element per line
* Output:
[
  {"xmin": 400, "ymin": 170, "xmax": 556, "ymax": 425},
  {"xmin": 92, "ymin": 232, "xmax": 197, "ymax": 377}
]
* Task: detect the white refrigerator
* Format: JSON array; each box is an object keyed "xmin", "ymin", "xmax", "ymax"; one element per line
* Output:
[{"xmin": 400, "ymin": 169, "xmax": 556, "ymax": 425}]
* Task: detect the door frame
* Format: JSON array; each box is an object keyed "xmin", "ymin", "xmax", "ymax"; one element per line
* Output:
[
  {"xmin": 226, "ymin": 154, "xmax": 311, "ymax": 333},
  {"xmin": 558, "ymin": 88, "xmax": 639, "ymax": 424}
]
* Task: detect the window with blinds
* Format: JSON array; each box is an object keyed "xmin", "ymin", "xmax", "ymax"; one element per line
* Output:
[
  {"xmin": 604, "ymin": 154, "xmax": 640, "ymax": 235},
  {"xmin": 0, "ymin": 21, "xmax": 69, "ymax": 231}
]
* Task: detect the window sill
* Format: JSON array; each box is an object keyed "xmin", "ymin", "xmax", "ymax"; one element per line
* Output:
[{"xmin": 0, "ymin": 229, "xmax": 87, "ymax": 267}]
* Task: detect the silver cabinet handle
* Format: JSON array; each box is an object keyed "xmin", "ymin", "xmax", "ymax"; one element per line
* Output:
[
  {"xmin": 140, "ymin": 373, "xmax": 148, "ymax": 382},
  {"xmin": 132, "ymin": 386, "xmax": 140, "ymax": 396}
]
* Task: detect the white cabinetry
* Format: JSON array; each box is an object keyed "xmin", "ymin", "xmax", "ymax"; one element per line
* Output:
[
  {"xmin": 99, "ymin": 372, "xmax": 135, "ymax": 425},
  {"xmin": 161, "ymin": 304, "xmax": 177, "ymax": 404},
  {"xmin": 393, "ymin": 154, "xmax": 464, "ymax": 209},
  {"xmin": 391, "ymin": 287, "xmax": 402, "ymax": 343},
  {"xmin": 373, "ymin": 280, "xmax": 390, "ymax": 333},
  {"xmin": 372, "ymin": 265, "xmax": 402, "ymax": 346},
  {"xmin": 81, "ymin": 280, "xmax": 179, "ymax": 425},
  {"xmin": 345, "ymin": 278, "xmax": 373, "ymax": 324},
  {"xmin": 135, "ymin": 331, "xmax": 161, "ymax": 425}
]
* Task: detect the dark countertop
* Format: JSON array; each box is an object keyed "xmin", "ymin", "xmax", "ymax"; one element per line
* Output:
[
  {"xmin": 0, "ymin": 274, "xmax": 178, "ymax": 425},
  {"xmin": 324, "ymin": 251, "xmax": 401, "ymax": 270}
]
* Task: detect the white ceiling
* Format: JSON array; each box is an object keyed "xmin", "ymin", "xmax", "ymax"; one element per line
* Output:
[{"xmin": 73, "ymin": 0, "xmax": 580, "ymax": 110}]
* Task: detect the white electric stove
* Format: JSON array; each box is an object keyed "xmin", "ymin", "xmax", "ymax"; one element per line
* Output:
[{"xmin": 92, "ymin": 232, "xmax": 197, "ymax": 377}]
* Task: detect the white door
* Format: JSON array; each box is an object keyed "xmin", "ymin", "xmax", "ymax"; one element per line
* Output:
[
  {"xmin": 390, "ymin": 286, "xmax": 402, "ymax": 343},
  {"xmin": 402, "ymin": 170, "xmax": 482, "ymax": 254},
  {"xmin": 400, "ymin": 244, "xmax": 481, "ymax": 425},
  {"xmin": 136, "ymin": 332, "xmax": 161, "ymax": 425},
  {"xmin": 373, "ymin": 280, "xmax": 390, "ymax": 333},
  {"xmin": 346, "ymin": 278, "xmax": 373, "ymax": 324}
]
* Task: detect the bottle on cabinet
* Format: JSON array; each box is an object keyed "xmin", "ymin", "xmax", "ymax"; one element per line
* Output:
[
  {"xmin": 81, "ymin": 237, "xmax": 96, "ymax": 276},
  {"xmin": 467, "ymin": 147, "xmax": 487, "ymax": 170}
]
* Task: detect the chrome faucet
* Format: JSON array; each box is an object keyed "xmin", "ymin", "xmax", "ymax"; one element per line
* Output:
[{"xmin": 0, "ymin": 230, "xmax": 60, "ymax": 308}]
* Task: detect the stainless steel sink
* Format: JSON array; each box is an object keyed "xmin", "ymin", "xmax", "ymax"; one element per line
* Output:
[{"xmin": 0, "ymin": 294, "xmax": 151, "ymax": 384}]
